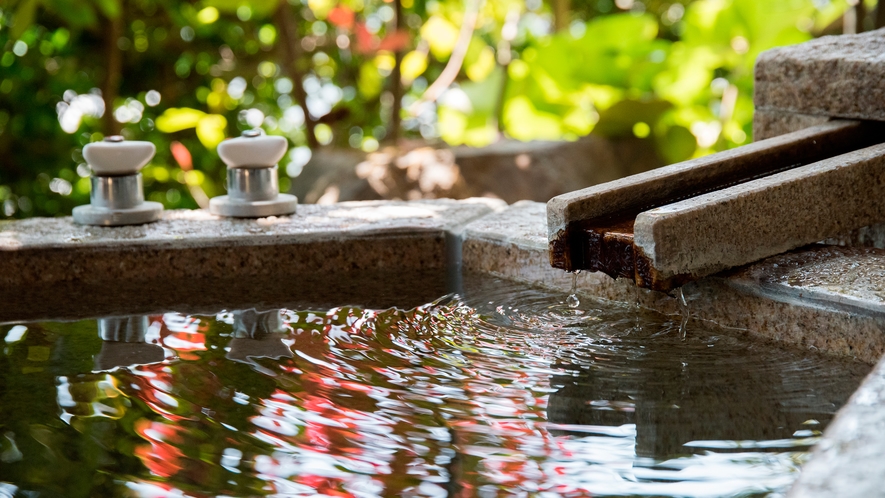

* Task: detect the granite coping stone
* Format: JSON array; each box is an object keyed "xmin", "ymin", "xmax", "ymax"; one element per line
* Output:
[
  {"xmin": 545, "ymin": 120, "xmax": 866, "ymax": 241},
  {"xmin": 755, "ymin": 28, "xmax": 885, "ymax": 121},
  {"xmin": 724, "ymin": 246, "xmax": 885, "ymax": 317},
  {"xmin": 0, "ymin": 198, "xmax": 503, "ymax": 250},
  {"xmin": 0, "ymin": 199, "xmax": 504, "ymax": 287}
]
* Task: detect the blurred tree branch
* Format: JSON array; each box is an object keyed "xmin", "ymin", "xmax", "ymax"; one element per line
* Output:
[
  {"xmin": 275, "ymin": 2, "xmax": 319, "ymax": 149},
  {"xmin": 103, "ymin": 10, "xmax": 123, "ymax": 135},
  {"xmin": 408, "ymin": 0, "xmax": 483, "ymax": 115},
  {"xmin": 878, "ymin": 0, "xmax": 885, "ymax": 29},
  {"xmin": 551, "ymin": 0, "xmax": 571, "ymax": 32},
  {"xmin": 388, "ymin": 0, "xmax": 405, "ymax": 143}
]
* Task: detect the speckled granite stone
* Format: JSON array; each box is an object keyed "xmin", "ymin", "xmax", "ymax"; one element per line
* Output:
[
  {"xmin": 685, "ymin": 276, "xmax": 885, "ymax": 365},
  {"xmin": 824, "ymin": 222, "xmax": 885, "ymax": 249},
  {"xmin": 0, "ymin": 199, "xmax": 502, "ymax": 287},
  {"xmin": 634, "ymin": 142, "xmax": 885, "ymax": 282},
  {"xmin": 546, "ymin": 119, "xmax": 865, "ymax": 243},
  {"xmin": 755, "ymin": 29, "xmax": 885, "ymax": 121},
  {"xmin": 753, "ymin": 109, "xmax": 830, "ymax": 141},
  {"xmin": 0, "ymin": 269, "xmax": 453, "ymax": 325},
  {"xmin": 726, "ymin": 246, "xmax": 885, "ymax": 315},
  {"xmin": 463, "ymin": 201, "xmax": 678, "ymax": 313},
  {"xmin": 468, "ymin": 201, "xmax": 885, "ymax": 363},
  {"xmin": 789, "ymin": 354, "xmax": 885, "ymax": 498}
]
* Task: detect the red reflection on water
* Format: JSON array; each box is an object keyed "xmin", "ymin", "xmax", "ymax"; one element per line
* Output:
[
  {"xmin": 92, "ymin": 305, "xmax": 603, "ymax": 496},
  {"xmin": 159, "ymin": 313, "xmax": 208, "ymax": 361},
  {"xmin": 134, "ymin": 419, "xmax": 185, "ymax": 478}
]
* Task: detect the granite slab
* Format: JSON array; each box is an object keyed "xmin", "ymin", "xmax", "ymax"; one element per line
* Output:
[
  {"xmin": 755, "ymin": 28, "xmax": 885, "ymax": 121},
  {"xmin": 753, "ymin": 109, "xmax": 830, "ymax": 141},
  {"xmin": 0, "ymin": 199, "xmax": 502, "ymax": 287},
  {"xmin": 546, "ymin": 120, "xmax": 866, "ymax": 244},
  {"xmin": 633, "ymin": 142, "xmax": 885, "ymax": 284}
]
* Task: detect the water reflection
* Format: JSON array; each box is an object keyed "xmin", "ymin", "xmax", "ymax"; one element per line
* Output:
[
  {"xmin": 0, "ymin": 280, "xmax": 871, "ymax": 497},
  {"xmin": 226, "ymin": 309, "xmax": 294, "ymax": 367},
  {"xmin": 94, "ymin": 316, "xmax": 165, "ymax": 371}
]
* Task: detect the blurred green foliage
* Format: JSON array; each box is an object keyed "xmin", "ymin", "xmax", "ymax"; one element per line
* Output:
[{"xmin": 0, "ymin": 0, "xmax": 852, "ymax": 218}]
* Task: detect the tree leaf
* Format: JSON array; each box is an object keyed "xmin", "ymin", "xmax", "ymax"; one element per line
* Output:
[
  {"xmin": 11, "ymin": 0, "xmax": 40, "ymax": 40},
  {"xmin": 400, "ymin": 50, "xmax": 428, "ymax": 84},
  {"xmin": 196, "ymin": 114, "xmax": 228, "ymax": 149},
  {"xmin": 156, "ymin": 108, "xmax": 206, "ymax": 133},
  {"xmin": 92, "ymin": 0, "xmax": 121, "ymax": 19}
]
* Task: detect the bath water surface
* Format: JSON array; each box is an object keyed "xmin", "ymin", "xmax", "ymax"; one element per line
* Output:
[{"xmin": 0, "ymin": 277, "xmax": 869, "ymax": 497}]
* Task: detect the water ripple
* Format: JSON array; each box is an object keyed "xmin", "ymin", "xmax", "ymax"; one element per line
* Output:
[{"xmin": 0, "ymin": 277, "xmax": 870, "ymax": 497}]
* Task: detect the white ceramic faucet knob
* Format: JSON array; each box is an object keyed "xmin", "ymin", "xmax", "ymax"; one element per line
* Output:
[
  {"xmin": 83, "ymin": 136, "xmax": 156, "ymax": 176},
  {"xmin": 217, "ymin": 129, "xmax": 288, "ymax": 168}
]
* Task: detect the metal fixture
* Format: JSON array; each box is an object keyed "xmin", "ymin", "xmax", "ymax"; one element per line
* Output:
[
  {"xmin": 209, "ymin": 129, "xmax": 297, "ymax": 218},
  {"xmin": 72, "ymin": 136, "xmax": 164, "ymax": 226}
]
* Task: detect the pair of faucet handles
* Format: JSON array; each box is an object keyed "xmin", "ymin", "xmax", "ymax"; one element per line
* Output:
[
  {"xmin": 85, "ymin": 129, "xmax": 285, "ymax": 175},
  {"xmin": 74, "ymin": 129, "xmax": 298, "ymax": 225}
]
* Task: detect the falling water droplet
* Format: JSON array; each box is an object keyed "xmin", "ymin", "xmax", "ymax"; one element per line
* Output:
[
  {"xmin": 677, "ymin": 287, "xmax": 689, "ymax": 340},
  {"xmin": 567, "ymin": 271, "xmax": 580, "ymax": 308}
]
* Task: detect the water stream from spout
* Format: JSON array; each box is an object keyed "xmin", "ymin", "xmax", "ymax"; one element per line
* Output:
[
  {"xmin": 566, "ymin": 270, "xmax": 581, "ymax": 308},
  {"xmin": 677, "ymin": 287, "xmax": 689, "ymax": 340}
]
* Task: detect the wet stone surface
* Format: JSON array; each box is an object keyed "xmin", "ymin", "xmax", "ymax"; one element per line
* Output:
[
  {"xmin": 789, "ymin": 354, "xmax": 885, "ymax": 498},
  {"xmin": 468, "ymin": 201, "xmax": 885, "ymax": 361},
  {"xmin": 728, "ymin": 246, "xmax": 885, "ymax": 316}
]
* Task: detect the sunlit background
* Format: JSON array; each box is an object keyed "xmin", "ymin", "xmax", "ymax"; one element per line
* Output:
[{"xmin": 0, "ymin": 0, "xmax": 874, "ymax": 217}]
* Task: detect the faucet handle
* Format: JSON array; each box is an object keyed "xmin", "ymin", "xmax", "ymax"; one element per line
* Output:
[
  {"xmin": 83, "ymin": 136, "xmax": 156, "ymax": 176},
  {"xmin": 217, "ymin": 130, "xmax": 288, "ymax": 169}
]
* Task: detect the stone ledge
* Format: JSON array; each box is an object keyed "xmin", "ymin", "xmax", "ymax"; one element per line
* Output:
[
  {"xmin": 755, "ymin": 29, "xmax": 885, "ymax": 121},
  {"xmin": 753, "ymin": 109, "xmax": 830, "ymax": 141},
  {"xmin": 0, "ymin": 199, "xmax": 503, "ymax": 286}
]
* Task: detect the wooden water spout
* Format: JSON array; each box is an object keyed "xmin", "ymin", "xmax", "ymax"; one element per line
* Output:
[{"xmin": 547, "ymin": 120, "xmax": 885, "ymax": 291}]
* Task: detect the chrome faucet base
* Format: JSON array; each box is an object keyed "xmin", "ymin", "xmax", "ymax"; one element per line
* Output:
[
  {"xmin": 72, "ymin": 202, "xmax": 164, "ymax": 226},
  {"xmin": 209, "ymin": 166, "xmax": 297, "ymax": 218},
  {"xmin": 73, "ymin": 174, "xmax": 163, "ymax": 226},
  {"xmin": 208, "ymin": 194, "xmax": 298, "ymax": 218}
]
